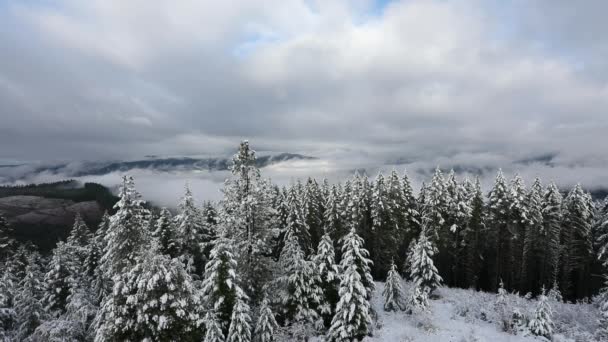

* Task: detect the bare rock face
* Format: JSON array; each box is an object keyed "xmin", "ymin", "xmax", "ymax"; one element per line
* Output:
[{"xmin": 0, "ymin": 195, "xmax": 103, "ymax": 227}]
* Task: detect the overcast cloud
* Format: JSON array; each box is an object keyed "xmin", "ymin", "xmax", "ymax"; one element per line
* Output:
[{"xmin": 1, "ymin": 0, "xmax": 608, "ymax": 197}]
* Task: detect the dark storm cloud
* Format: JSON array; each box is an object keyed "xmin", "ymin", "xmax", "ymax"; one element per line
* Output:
[{"xmin": 1, "ymin": 0, "xmax": 607, "ymax": 190}]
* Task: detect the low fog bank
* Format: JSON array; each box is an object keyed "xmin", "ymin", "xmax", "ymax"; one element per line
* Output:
[{"xmin": 2, "ymin": 155, "xmax": 608, "ymax": 207}]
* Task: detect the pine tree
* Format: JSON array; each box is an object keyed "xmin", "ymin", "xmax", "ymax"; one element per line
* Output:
[
  {"xmin": 324, "ymin": 184, "xmax": 346, "ymax": 253},
  {"xmin": 175, "ymin": 185, "xmax": 206, "ymax": 278},
  {"xmin": 100, "ymin": 175, "xmax": 149, "ymax": 275},
  {"xmin": 528, "ymin": 287, "xmax": 553, "ymax": 338},
  {"xmin": 278, "ymin": 230, "xmax": 324, "ymax": 330},
  {"xmin": 383, "ymin": 259, "xmax": 404, "ymax": 311},
  {"xmin": 370, "ymin": 173, "xmax": 399, "ymax": 278},
  {"xmin": 0, "ymin": 213, "xmax": 15, "ymax": 262},
  {"xmin": 203, "ymin": 311, "xmax": 226, "ymax": 342},
  {"xmin": 285, "ymin": 186, "xmax": 311, "ymax": 254},
  {"xmin": 201, "ymin": 201, "xmax": 219, "ymax": 260},
  {"xmin": 339, "ymin": 228, "xmax": 374, "ymax": 299},
  {"xmin": 561, "ymin": 184, "xmax": 593, "ymax": 299},
  {"xmin": 226, "ymin": 296, "xmax": 252, "ymax": 342},
  {"xmin": 43, "ymin": 241, "xmax": 78, "ymax": 315},
  {"xmin": 443, "ymin": 171, "xmax": 472, "ymax": 287},
  {"xmin": 509, "ymin": 174, "xmax": 528, "ymax": 291},
  {"xmin": 462, "ymin": 177, "xmax": 485, "ymax": 289},
  {"xmin": 253, "ymin": 298, "xmax": 278, "ymax": 342},
  {"xmin": 313, "ymin": 231, "xmax": 339, "ymax": 326},
  {"xmin": 68, "ymin": 213, "xmax": 92, "ymax": 249},
  {"xmin": 14, "ymin": 252, "xmax": 46, "ymax": 341},
  {"xmin": 0, "ymin": 263, "xmax": 17, "ymax": 340},
  {"xmin": 327, "ymin": 229, "xmax": 374, "ymax": 341},
  {"xmin": 407, "ymin": 227, "xmax": 443, "ymax": 294},
  {"xmin": 543, "ymin": 182, "xmax": 563, "ymax": 287},
  {"xmin": 397, "ymin": 170, "xmax": 420, "ymax": 270},
  {"xmin": 87, "ymin": 212, "xmax": 111, "ymax": 304},
  {"xmin": 220, "ymin": 141, "xmax": 276, "ymax": 304},
  {"xmin": 302, "ymin": 178, "xmax": 324, "ymax": 252},
  {"xmin": 521, "ymin": 178, "xmax": 546, "ymax": 294},
  {"xmin": 201, "ymin": 236, "xmax": 246, "ymax": 335},
  {"xmin": 487, "ymin": 169, "xmax": 513, "ymax": 290},
  {"xmin": 96, "ymin": 240, "xmax": 201, "ymax": 341},
  {"xmin": 153, "ymin": 207, "xmax": 180, "ymax": 258}
]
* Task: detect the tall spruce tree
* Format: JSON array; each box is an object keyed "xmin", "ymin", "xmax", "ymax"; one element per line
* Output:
[
  {"xmin": 175, "ymin": 185, "xmax": 206, "ymax": 278},
  {"xmin": 370, "ymin": 172, "xmax": 399, "ymax": 278},
  {"xmin": 14, "ymin": 253, "xmax": 46, "ymax": 341},
  {"xmin": 462, "ymin": 178, "xmax": 485, "ymax": 290},
  {"xmin": 153, "ymin": 207, "xmax": 180, "ymax": 258},
  {"xmin": 0, "ymin": 213, "xmax": 15, "ymax": 262},
  {"xmin": 383, "ymin": 259, "xmax": 404, "ymax": 312},
  {"xmin": 407, "ymin": 227, "xmax": 443, "ymax": 294},
  {"xmin": 487, "ymin": 169, "xmax": 513, "ymax": 290},
  {"xmin": 313, "ymin": 231, "xmax": 339, "ymax": 327},
  {"xmin": 521, "ymin": 178, "xmax": 546, "ymax": 294},
  {"xmin": 220, "ymin": 141, "xmax": 276, "ymax": 304},
  {"xmin": 327, "ymin": 229, "xmax": 374, "ymax": 341}
]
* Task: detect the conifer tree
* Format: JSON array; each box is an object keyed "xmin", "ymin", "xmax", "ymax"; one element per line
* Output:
[
  {"xmin": 397, "ymin": 170, "xmax": 420, "ymax": 268},
  {"xmin": 561, "ymin": 184, "xmax": 593, "ymax": 299},
  {"xmin": 87, "ymin": 212, "xmax": 111, "ymax": 303},
  {"xmin": 43, "ymin": 241, "xmax": 77, "ymax": 315},
  {"xmin": 370, "ymin": 173, "xmax": 399, "ymax": 278},
  {"xmin": 153, "ymin": 207, "xmax": 180, "ymax": 258},
  {"xmin": 285, "ymin": 186, "xmax": 311, "ymax": 254},
  {"xmin": 220, "ymin": 141, "xmax": 276, "ymax": 304},
  {"xmin": 313, "ymin": 231, "xmax": 339, "ymax": 326},
  {"xmin": 324, "ymin": 184, "xmax": 346, "ymax": 253},
  {"xmin": 487, "ymin": 169, "xmax": 513, "ymax": 290},
  {"xmin": 14, "ymin": 253, "xmax": 46, "ymax": 341},
  {"xmin": 543, "ymin": 183, "xmax": 563, "ymax": 287},
  {"xmin": 96, "ymin": 240, "xmax": 201, "ymax": 341},
  {"xmin": 175, "ymin": 185, "xmax": 206, "ymax": 278},
  {"xmin": 509, "ymin": 174, "xmax": 529, "ymax": 290},
  {"xmin": 0, "ymin": 264, "xmax": 16, "ymax": 340},
  {"xmin": 407, "ymin": 227, "xmax": 443, "ymax": 294},
  {"xmin": 383, "ymin": 259, "xmax": 404, "ymax": 312},
  {"xmin": 528, "ymin": 288, "xmax": 553, "ymax": 338},
  {"xmin": 0, "ymin": 213, "xmax": 15, "ymax": 262},
  {"xmin": 253, "ymin": 298, "xmax": 278, "ymax": 342},
  {"xmin": 227, "ymin": 296, "xmax": 252, "ymax": 342},
  {"xmin": 278, "ymin": 230, "xmax": 324, "ymax": 330},
  {"xmin": 405, "ymin": 286, "xmax": 430, "ymax": 313},
  {"xmin": 201, "ymin": 236, "xmax": 245, "ymax": 335},
  {"xmin": 327, "ymin": 229, "xmax": 374, "ymax": 342},
  {"xmin": 203, "ymin": 311, "xmax": 226, "ymax": 342},
  {"xmin": 302, "ymin": 178, "xmax": 324, "ymax": 252},
  {"xmin": 462, "ymin": 178, "xmax": 485, "ymax": 289},
  {"xmin": 521, "ymin": 178, "xmax": 546, "ymax": 293},
  {"xmin": 100, "ymin": 175, "xmax": 149, "ymax": 275}
]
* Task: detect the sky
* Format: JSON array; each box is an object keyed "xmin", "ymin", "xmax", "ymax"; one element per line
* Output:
[{"xmin": 1, "ymin": 0, "xmax": 608, "ymax": 201}]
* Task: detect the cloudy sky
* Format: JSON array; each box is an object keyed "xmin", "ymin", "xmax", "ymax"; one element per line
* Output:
[{"xmin": 1, "ymin": 0, "xmax": 608, "ymax": 198}]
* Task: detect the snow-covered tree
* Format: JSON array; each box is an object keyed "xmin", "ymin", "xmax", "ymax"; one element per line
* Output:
[
  {"xmin": 278, "ymin": 230, "xmax": 324, "ymax": 330},
  {"xmin": 100, "ymin": 175, "xmax": 149, "ymax": 275},
  {"xmin": 302, "ymin": 178, "xmax": 324, "ymax": 252},
  {"xmin": 521, "ymin": 178, "xmax": 547, "ymax": 293},
  {"xmin": 405, "ymin": 286, "xmax": 429, "ymax": 314},
  {"xmin": 324, "ymin": 184, "xmax": 346, "ymax": 247},
  {"xmin": 407, "ymin": 227, "xmax": 443, "ymax": 294},
  {"xmin": 220, "ymin": 141, "xmax": 276, "ymax": 304},
  {"xmin": 0, "ymin": 213, "xmax": 15, "ymax": 262},
  {"xmin": 201, "ymin": 236, "xmax": 245, "ymax": 335},
  {"xmin": 96, "ymin": 240, "xmax": 201, "ymax": 341},
  {"xmin": 153, "ymin": 207, "xmax": 180, "ymax": 258},
  {"xmin": 370, "ymin": 172, "xmax": 400, "ymax": 278},
  {"xmin": 87, "ymin": 212, "xmax": 110, "ymax": 303},
  {"xmin": 203, "ymin": 311, "xmax": 226, "ymax": 342},
  {"xmin": 326, "ymin": 228, "xmax": 374, "ymax": 342},
  {"xmin": 43, "ymin": 241, "xmax": 78, "ymax": 315},
  {"xmin": 528, "ymin": 287, "xmax": 553, "ymax": 338},
  {"xmin": 462, "ymin": 177, "xmax": 485, "ymax": 290},
  {"xmin": 253, "ymin": 298, "xmax": 278, "ymax": 342},
  {"xmin": 547, "ymin": 280, "xmax": 563, "ymax": 303},
  {"xmin": 312, "ymin": 231, "xmax": 339, "ymax": 326},
  {"xmin": 226, "ymin": 296, "xmax": 252, "ymax": 342},
  {"xmin": 0, "ymin": 265, "xmax": 16, "ymax": 340},
  {"xmin": 383, "ymin": 259, "xmax": 404, "ymax": 312},
  {"xmin": 67, "ymin": 213, "xmax": 92, "ymax": 250},
  {"xmin": 175, "ymin": 184, "xmax": 206, "ymax": 278},
  {"xmin": 13, "ymin": 253, "xmax": 46, "ymax": 341},
  {"xmin": 284, "ymin": 186, "xmax": 311, "ymax": 254},
  {"xmin": 487, "ymin": 169, "xmax": 514, "ymax": 291}
]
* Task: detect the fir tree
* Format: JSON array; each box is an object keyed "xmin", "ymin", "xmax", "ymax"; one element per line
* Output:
[
  {"xmin": 324, "ymin": 184, "xmax": 346, "ymax": 253},
  {"xmin": 96, "ymin": 240, "xmax": 201, "ymax": 341},
  {"xmin": 203, "ymin": 311, "xmax": 226, "ymax": 342},
  {"xmin": 313, "ymin": 231, "xmax": 339, "ymax": 326},
  {"xmin": 43, "ymin": 241, "xmax": 78, "ymax": 315},
  {"xmin": 370, "ymin": 172, "xmax": 399, "ymax": 278},
  {"xmin": 278, "ymin": 230, "xmax": 324, "ymax": 330},
  {"xmin": 521, "ymin": 178, "xmax": 546, "ymax": 294},
  {"xmin": 302, "ymin": 178, "xmax": 324, "ymax": 252},
  {"xmin": 327, "ymin": 237, "xmax": 374, "ymax": 341},
  {"xmin": 175, "ymin": 185, "xmax": 206, "ymax": 278},
  {"xmin": 405, "ymin": 286, "xmax": 430, "ymax": 314},
  {"xmin": 285, "ymin": 186, "xmax": 311, "ymax": 254},
  {"xmin": 153, "ymin": 207, "xmax": 180, "ymax": 258},
  {"xmin": 253, "ymin": 298, "xmax": 278, "ymax": 342},
  {"xmin": 14, "ymin": 253, "xmax": 46, "ymax": 341},
  {"xmin": 383, "ymin": 259, "xmax": 404, "ymax": 312},
  {"xmin": 220, "ymin": 141, "xmax": 276, "ymax": 304},
  {"xmin": 528, "ymin": 287, "xmax": 554, "ymax": 338},
  {"xmin": 543, "ymin": 182, "xmax": 563, "ymax": 287},
  {"xmin": 486, "ymin": 169, "xmax": 513, "ymax": 290},
  {"xmin": 226, "ymin": 296, "xmax": 252, "ymax": 342},
  {"xmin": 339, "ymin": 228, "xmax": 374, "ymax": 299},
  {"xmin": 100, "ymin": 175, "xmax": 149, "ymax": 275},
  {"xmin": 407, "ymin": 227, "xmax": 443, "ymax": 294},
  {"xmin": 0, "ymin": 213, "xmax": 15, "ymax": 262},
  {"xmin": 201, "ymin": 236, "xmax": 245, "ymax": 335},
  {"xmin": 462, "ymin": 177, "xmax": 485, "ymax": 290}
]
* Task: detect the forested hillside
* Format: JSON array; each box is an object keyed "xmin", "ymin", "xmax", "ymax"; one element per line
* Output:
[{"xmin": 0, "ymin": 141, "xmax": 607, "ymax": 341}]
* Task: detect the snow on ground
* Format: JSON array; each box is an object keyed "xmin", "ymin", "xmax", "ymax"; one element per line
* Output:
[{"xmin": 365, "ymin": 282, "xmax": 600, "ymax": 342}]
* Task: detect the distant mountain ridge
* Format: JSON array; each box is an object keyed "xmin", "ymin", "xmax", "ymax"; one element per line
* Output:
[{"xmin": 0, "ymin": 152, "xmax": 315, "ymax": 183}]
